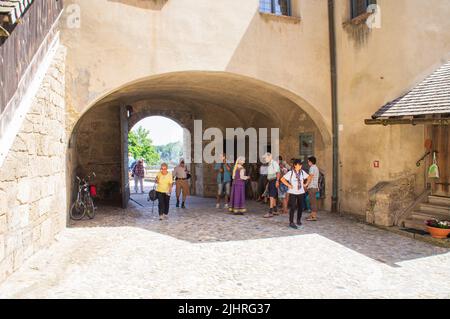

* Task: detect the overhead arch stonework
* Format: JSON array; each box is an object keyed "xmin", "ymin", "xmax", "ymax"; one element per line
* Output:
[
  {"xmin": 67, "ymin": 71, "xmax": 333, "ymax": 210},
  {"xmin": 69, "ymin": 72, "xmax": 332, "ymax": 144}
]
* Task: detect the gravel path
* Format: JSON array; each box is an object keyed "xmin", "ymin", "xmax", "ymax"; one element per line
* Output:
[{"xmin": 0, "ymin": 194, "xmax": 449, "ymax": 299}]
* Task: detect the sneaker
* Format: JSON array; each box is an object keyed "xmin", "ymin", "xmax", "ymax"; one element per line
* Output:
[
  {"xmin": 289, "ymin": 223, "xmax": 298, "ymax": 229},
  {"xmin": 216, "ymin": 203, "xmax": 220, "ymax": 209},
  {"xmin": 176, "ymin": 201, "xmax": 180, "ymax": 208},
  {"xmin": 224, "ymin": 204, "xmax": 229, "ymax": 209},
  {"xmin": 181, "ymin": 202, "xmax": 186, "ymax": 209},
  {"xmin": 159, "ymin": 215, "xmax": 163, "ymax": 221}
]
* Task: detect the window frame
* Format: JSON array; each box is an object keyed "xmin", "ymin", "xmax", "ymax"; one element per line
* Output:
[{"xmin": 259, "ymin": 0, "xmax": 292, "ymax": 17}]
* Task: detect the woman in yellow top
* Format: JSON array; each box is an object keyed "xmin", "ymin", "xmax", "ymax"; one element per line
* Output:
[{"xmin": 155, "ymin": 163, "xmax": 173, "ymax": 220}]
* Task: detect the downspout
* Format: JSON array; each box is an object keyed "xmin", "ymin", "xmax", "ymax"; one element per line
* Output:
[{"xmin": 327, "ymin": 0, "xmax": 339, "ymax": 213}]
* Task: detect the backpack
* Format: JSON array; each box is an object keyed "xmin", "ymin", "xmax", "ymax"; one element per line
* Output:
[{"xmin": 318, "ymin": 170, "xmax": 326, "ymax": 198}]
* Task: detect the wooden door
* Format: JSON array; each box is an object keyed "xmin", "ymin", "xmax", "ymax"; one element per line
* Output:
[
  {"xmin": 431, "ymin": 125, "xmax": 450, "ymax": 197},
  {"xmin": 120, "ymin": 105, "xmax": 130, "ymax": 208}
]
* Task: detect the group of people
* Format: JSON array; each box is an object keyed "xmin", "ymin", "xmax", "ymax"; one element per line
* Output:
[
  {"xmin": 214, "ymin": 152, "xmax": 322, "ymax": 229},
  {"xmin": 131, "ymin": 152, "xmax": 322, "ymax": 229}
]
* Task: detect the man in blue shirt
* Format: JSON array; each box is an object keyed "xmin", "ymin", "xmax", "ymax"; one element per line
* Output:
[{"xmin": 214, "ymin": 154, "xmax": 232, "ymax": 209}]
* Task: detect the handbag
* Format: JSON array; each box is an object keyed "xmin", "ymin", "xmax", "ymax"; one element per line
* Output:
[
  {"xmin": 148, "ymin": 189, "xmax": 157, "ymax": 201},
  {"xmin": 428, "ymin": 152, "xmax": 440, "ymax": 179},
  {"xmin": 148, "ymin": 182, "xmax": 157, "ymax": 202}
]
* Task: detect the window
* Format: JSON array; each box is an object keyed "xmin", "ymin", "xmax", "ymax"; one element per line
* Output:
[
  {"xmin": 351, "ymin": 0, "xmax": 377, "ymax": 18},
  {"xmin": 259, "ymin": 0, "xmax": 291, "ymax": 16},
  {"xmin": 299, "ymin": 133, "xmax": 314, "ymax": 158}
]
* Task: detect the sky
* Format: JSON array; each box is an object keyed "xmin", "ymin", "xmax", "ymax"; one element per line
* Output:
[{"xmin": 131, "ymin": 116, "xmax": 183, "ymax": 146}]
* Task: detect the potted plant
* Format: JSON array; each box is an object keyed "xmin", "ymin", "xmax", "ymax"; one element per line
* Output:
[{"xmin": 425, "ymin": 219, "xmax": 450, "ymax": 239}]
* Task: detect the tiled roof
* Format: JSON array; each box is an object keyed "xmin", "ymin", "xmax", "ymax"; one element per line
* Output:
[
  {"xmin": 0, "ymin": 0, "xmax": 33, "ymax": 24},
  {"xmin": 372, "ymin": 60, "xmax": 450, "ymax": 119}
]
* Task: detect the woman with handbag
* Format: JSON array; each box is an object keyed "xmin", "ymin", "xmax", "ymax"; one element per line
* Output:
[{"xmin": 155, "ymin": 163, "xmax": 173, "ymax": 220}]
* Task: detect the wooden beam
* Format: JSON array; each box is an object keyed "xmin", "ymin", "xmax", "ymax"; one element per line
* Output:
[
  {"xmin": 365, "ymin": 118, "xmax": 450, "ymax": 126},
  {"xmin": 0, "ymin": 24, "xmax": 9, "ymax": 37}
]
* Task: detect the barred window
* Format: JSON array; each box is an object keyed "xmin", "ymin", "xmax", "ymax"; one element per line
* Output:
[
  {"xmin": 351, "ymin": 0, "xmax": 377, "ymax": 18},
  {"xmin": 259, "ymin": 0, "xmax": 291, "ymax": 16}
]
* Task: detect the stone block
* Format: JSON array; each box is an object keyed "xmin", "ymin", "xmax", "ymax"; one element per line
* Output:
[
  {"xmin": 0, "ymin": 215, "xmax": 6, "ymax": 234},
  {"xmin": 13, "ymin": 247, "xmax": 24, "ymax": 271},
  {"xmin": 0, "ymin": 261, "xmax": 6, "ymax": 283},
  {"xmin": 38, "ymin": 197, "xmax": 52, "ymax": 217},
  {"xmin": 29, "ymin": 178, "xmax": 43, "ymax": 202},
  {"xmin": 19, "ymin": 205, "xmax": 30, "ymax": 228},
  {"xmin": 14, "ymin": 156, "xmax": 31, "ymax": 179},
  {"xmin": 29, "ymin": 202, "xmax": 40, "ymax": 223},
  {"xmin": 6, "ymin": 207, "xmax": 21, "ymax": 231},
  {"xmin": 40, "ymin": 219, "xmax": 52, "ymax": 246},
  {"xmin": 0, "ymin": 190, "xmax": 6, "ymax": 216},
  {"xmin": 3, "ymin": 254, "xmax": 13, "ymax": 277},
  {"xmin": 16, "ymin": 179, "xmax": 31, "ymax": 204},
  {"xmin": 0, "ymin": 157, "xmax": 17, "ymax": 182},
  {"xmin": 0, "ymin": 235, "xmax": 5, "ymax": 262},
  {"xmin": 5, "ymin": 233, "xmax": 21, "ymax": 257},
  {"xmin": 366, "ymin": 175, "xmax": 416, "ymax": 227},
  {"xmin": 32, "ymin": 226, "xmax": 41, "ymax": 243},
  {"xmin": 11, "ymin": 136, "xmax": 27, "ymax": 153}
]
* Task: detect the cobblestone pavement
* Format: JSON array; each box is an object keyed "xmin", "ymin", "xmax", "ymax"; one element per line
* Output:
[{"xmin": 0, "ymin": 192, "xmax": 449, "ymax": 299}]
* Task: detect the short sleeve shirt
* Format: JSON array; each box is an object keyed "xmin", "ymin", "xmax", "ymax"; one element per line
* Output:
[
  {"xmin": 214, "ymin": 163, "xmax": 232, "ymax": 184},
  {"xmin": 308, "ymin": 165, "xmax": 320, "ymax": 189},
  {"xmin": 267, "ymin": 160, "xmax": 280, "ymax": 180},
  {"xmin": 283, "ymin": 170, "xmax": 309, "ymax": 195},
  {"xmin": 173, "ymin": 166, "xmax": 188, "ymax": 179},
  {"xmin": 156, "ymin": 172, "xmax": 173, "ymax": 193}
]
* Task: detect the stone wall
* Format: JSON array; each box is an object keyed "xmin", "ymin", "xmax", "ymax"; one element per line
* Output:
[
  {"xmin": 72, "ymin": 103, "xmax": 122, "ymax": 204},
  {"xmin": 0, "ymin": 46, "xmax": 67, "ymax": 283}
]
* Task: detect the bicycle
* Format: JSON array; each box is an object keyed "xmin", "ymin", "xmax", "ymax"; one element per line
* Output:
[{"xmin": 70, "ymin": 172, "xmax": 97, "ymax": 220}]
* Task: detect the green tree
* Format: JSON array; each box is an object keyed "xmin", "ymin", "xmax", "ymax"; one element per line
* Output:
[
  {"xmin": 156, "ymin": 141, "xmax": 184, "ymax": 166},
  {"xmin": 128, "ymin": 127, "xmax": 160, "ymax": 166}
]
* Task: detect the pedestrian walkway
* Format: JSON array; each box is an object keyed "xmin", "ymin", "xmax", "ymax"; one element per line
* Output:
[{"xmin": 0, "ymin": 196, "xmax": 449, "ymax": 298}]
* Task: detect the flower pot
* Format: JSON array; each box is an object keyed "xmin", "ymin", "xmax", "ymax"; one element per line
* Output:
[{"xmin": 427, "ymin": 226, "xmax": 450, "ymax": 239}]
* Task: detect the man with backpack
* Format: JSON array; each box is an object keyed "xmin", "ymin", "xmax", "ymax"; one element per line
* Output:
[{"xmin": 307, "ymin": 156, "xmax": 320, "ymax": 221}]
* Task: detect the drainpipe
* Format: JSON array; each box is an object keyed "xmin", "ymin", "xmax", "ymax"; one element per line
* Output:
[{"xmin": 327, "ymin": 0, "xmax": 339, "ymax": 213}]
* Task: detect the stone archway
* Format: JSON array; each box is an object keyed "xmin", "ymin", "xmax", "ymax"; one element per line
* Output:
[{"xmin": 67, "ymin": 71, "xmax": 332, "ymax": 211}]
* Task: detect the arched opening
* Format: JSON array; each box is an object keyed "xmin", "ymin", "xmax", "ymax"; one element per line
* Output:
[
  {"xmin": 67, "ymin": 71, "xmax": 332, "ymax": 215},
  {"xmin": 128, "ymin": 116, "xmax": 185, "ymax": 206}
]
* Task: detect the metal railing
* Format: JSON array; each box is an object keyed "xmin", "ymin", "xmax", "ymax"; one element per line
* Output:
[{"xmin": 0, "ymin": 0, "xmax": 63, "ymax": 114}]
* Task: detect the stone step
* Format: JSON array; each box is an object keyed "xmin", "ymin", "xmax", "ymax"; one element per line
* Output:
[
  {"xmin": 429, "ymin": 195, "xmax": 450, "ymax": 207},
  {"xmin": 420, "ymin": 203, "xmax": 450, "ymax": 216},
  {"xmin": 403, "ymin": 219, "xmax": 428, "ymax": 232},
  {"xmin": 411, "ymin": 211, "xmax": 450, "ymax": 223}
]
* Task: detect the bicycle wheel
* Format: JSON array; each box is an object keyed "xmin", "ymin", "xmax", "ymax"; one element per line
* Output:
[
  {"xmin": 85, "ymin": 196, "xmax": 95, "ymax": 219},
  {"xmin": 70, "ymin": 200, "xmax": 86, "ymax": 220}
]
